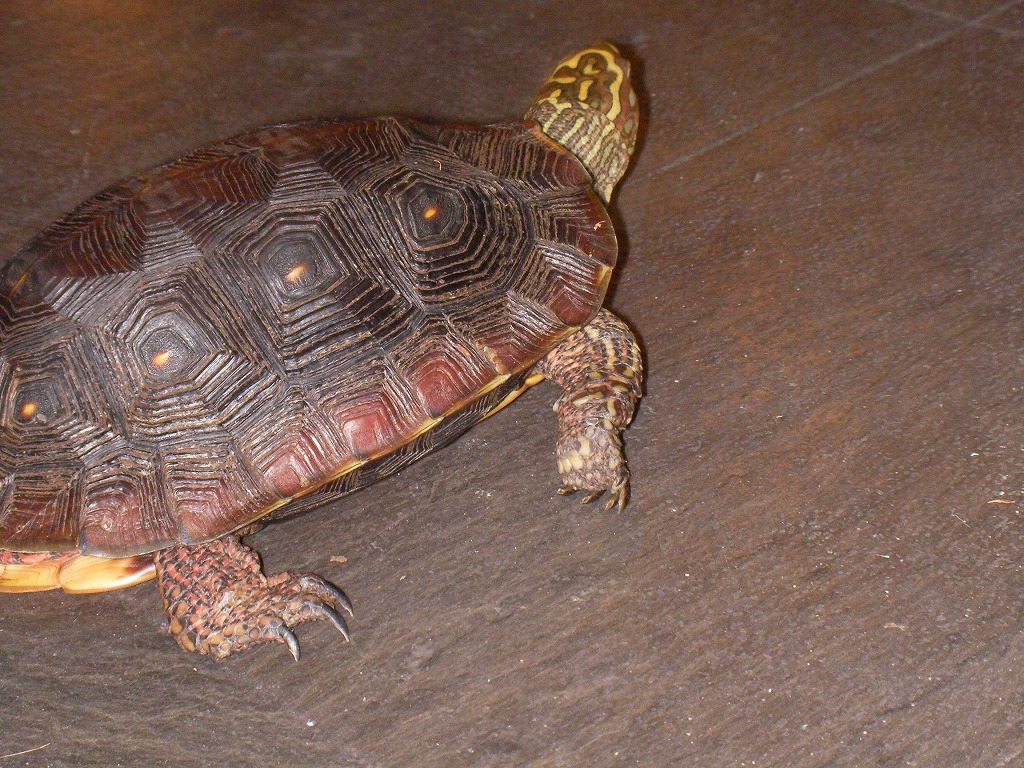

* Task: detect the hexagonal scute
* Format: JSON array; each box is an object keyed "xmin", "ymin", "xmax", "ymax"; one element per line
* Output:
[
  {"xmin": 126, "ymin": 309, "xmax": 218, "ymax": 386},
  {"xmin": 0, "ymin": 326, "xmax": 116, "ymax": 551},
  {"xmin": 207, "ymin": 201, "xmax": 416, "ymax": 375},
  {"xmin": 383, "ymin": 169, "xmax": 530, "ymax": 306},
  {"xmin": 90, "ymin": 262, "xmax": 274, "ymax": 406},
  {"xmin": 264, "ymin": 234, "xmax": 339, "ymax": 299},
  {"xmin": 0, "ymin": 323, "xmax": 115, "ymax": 455},
  {"xmin": 397, "ymin": 180, "xmax": 470, "ymax": 248},
  {"xmin": 233, "ymin": 206, "xmax": 351, "ymax": 309}
]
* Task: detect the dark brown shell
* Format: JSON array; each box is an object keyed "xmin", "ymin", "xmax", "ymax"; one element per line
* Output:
[{"xmin": 0, "ymin": 117, "xmax": 615, "ymax": 557}]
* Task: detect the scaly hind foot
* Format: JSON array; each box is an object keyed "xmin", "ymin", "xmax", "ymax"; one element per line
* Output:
[{"xmin": 155, "ymin": 536, "xmax": 351, "ymax": 660}]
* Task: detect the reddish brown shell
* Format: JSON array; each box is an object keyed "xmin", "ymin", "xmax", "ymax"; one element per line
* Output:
[{"xmin": 0, "ymin": 117, "xmax": 615, "ymax": 558}]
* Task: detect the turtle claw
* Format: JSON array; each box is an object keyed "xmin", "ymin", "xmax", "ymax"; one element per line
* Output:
[
  {"xmin": 606, "ymin": 480, "xmax": 629, "ymax": 512},
  {"xmin": 550, "ymin": 395, "xmax": 633, "ymax": 513},
  {"xmin": 156, "ymin": 536, "xmax": 355, "ymax": 660},
  {"xmin": 566, "ymin": 480, "xmax": 627, "ymax": 511},
  {"xmin": 302, "ymin": 575, "xmax": 354, "ymax": 616},
  {"xmin": 317, "ymin": 603, "xmax": 351, "ymax": 642},
  {"xmin": 557, "ymin": 473, "xmax": 629, "ymax": 511},
  {"xmin": 278, "ymin": 623, "xmax": 301, "ymax": 662}
]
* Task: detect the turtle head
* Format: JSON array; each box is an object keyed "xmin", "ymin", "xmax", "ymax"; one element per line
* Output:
[{"xmin": 525, "ymin": 43, "xmax": 639, "ymax": 203}]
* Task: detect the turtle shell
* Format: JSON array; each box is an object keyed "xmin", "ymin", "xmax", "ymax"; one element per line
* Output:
[{"xmin": 0, "ymin": 117, "xmax": 615, "ymax": 558}]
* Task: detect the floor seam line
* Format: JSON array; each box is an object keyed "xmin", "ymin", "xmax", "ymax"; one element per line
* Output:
[
  {"xmin": 632, "ymin": 0, "xmax": 1023, "ymax": 185},
  {"xmin": 875, "ymin": 0, "xmax": 967, "ymax": 24},
  {"xmin": 970, "ymin": 19, "xmax": 1024, "ymax": 38}
]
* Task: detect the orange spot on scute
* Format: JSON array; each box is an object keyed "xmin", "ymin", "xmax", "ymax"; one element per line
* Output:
[
  {"xmin": 284, "ymin": 262, "xmax": 308, "ymax": 284},
  {"xmin": 18, "ymin": 401, "xmax": 37, "ymax": 420},
  {"xmin": 422, "ymin": 205, "xmax": 439, "ymax": 220},
  {"xmin": 151, "ymin": 349, "xmax": 172, "ymax": 368}
]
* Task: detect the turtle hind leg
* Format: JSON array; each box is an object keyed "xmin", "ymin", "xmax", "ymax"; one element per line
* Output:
[
  {"xmin": 154, "ymin": 535, "xmax": 351, "ymax": 660},
  {"xmin": 535, "ymin": 308, "xmax": 643, "ymax": 510}
]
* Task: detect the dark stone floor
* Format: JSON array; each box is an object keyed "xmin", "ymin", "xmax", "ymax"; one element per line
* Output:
[{"xmin": 3, "ymin": 1, "xmax": 1024, "ymax": 766}]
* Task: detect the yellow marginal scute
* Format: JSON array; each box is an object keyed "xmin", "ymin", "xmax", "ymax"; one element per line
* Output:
[
  {"xmin": 482, "ymin": 371, "xmax": 546, "ymax": 419},
  {"xmin": 59, "ymin": 554, "xmax": 156, "ymax": 594},
  {"xmin": 0, "ymin": 552, "xmax": 156, "ymax": 594},
  {"xmin": 0, "ymin": 558, "xmax": 62, "ymax": 593}
]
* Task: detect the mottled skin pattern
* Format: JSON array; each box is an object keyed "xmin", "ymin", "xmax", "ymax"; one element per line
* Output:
[
  {"xmin": 526, "ymin": 45, "xmax": 638, "ymax": 203},
  {"xmin": 0, "ymin": 43, "xmax": 642, "ymax": 660},
  {"xmin": 156, "ymin": 536, "xmax": 351, "ymax": 660},
  {"xmin": 537, "ymin": 309, "xmax": 642, "ymax": 510},
  {"xmin": 528, "ymin": 44, "xmax": 642, "ymax": 509}
]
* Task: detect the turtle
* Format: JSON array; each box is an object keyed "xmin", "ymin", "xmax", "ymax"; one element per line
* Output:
[{"xmin": 0, "ymin": 43, "xmax": 643, "ymax": 660}]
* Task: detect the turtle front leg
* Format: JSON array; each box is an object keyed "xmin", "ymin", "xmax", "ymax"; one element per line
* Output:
[
  {"xmin": 535, "ymin": 308, "xmax": 643, "ymax": 510},
  {"xmin": 154, "ymin": 536, "xmax": 351, "ymax": 660}
]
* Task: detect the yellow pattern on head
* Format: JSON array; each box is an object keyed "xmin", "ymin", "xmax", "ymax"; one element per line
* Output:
[{"xmin": 526, "ymin": 43, "xmax": 639, "ymax": 202}]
